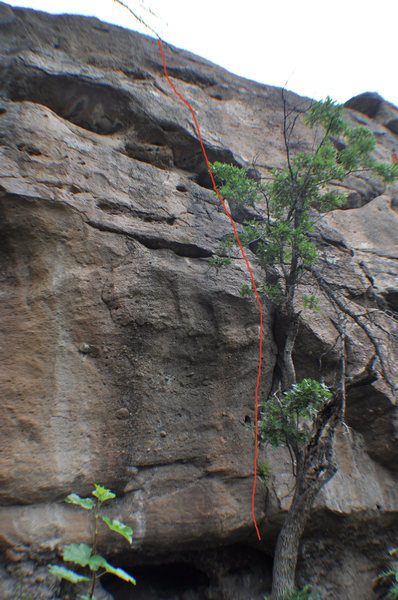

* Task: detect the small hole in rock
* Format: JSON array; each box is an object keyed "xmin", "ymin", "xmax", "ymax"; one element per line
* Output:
[
  {"xmin": 0, "ymin": 108, "xmax": 7, "ymax": 116},
  {"xmin": 17, "ymin": 143, "xmax": 42, "ymax": 156},
  {"xmin": 211, "ymin": 94, "xmax": 223, "ymax": 100},
  {"xmin": 244, "ymin": 415, "xmax": 251, "ymax": 424},
  {"xmin": 176, "ymin": 184, "xmax": 187, "ymax": 192},
  {"xmin": 69, "ymin": 185, "xmax": 81, "ymax": 194}
]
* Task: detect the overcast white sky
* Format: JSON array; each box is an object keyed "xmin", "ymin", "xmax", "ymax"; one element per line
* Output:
[{"xmin": 5, "ymin": 0, "xmax": 398, "ymax": 107}]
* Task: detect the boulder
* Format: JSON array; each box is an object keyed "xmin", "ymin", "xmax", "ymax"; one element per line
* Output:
[{"xmin": 344, "ymin": 91, "xmax": 384, "ymax": 118}]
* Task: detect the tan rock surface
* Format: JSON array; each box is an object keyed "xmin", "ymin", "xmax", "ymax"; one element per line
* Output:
[{"xmin": 0, "ymin": 3, "xmax": 397, "ymax": 599}]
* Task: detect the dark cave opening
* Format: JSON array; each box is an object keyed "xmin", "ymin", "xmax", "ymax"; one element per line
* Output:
[
  {"xmin": 101, "ymin": 544, "xmax": 273, "ymax": 600},
  {"xmin": 102, "ymin": 561, "xmax": 210, "ymax": 599}
]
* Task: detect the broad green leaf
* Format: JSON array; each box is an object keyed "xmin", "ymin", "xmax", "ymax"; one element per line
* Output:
[
  {"xmin": 88, "ymin": 553, "xmax": 108, "ymax": 571},
  {"xmin": 92, "ymin": 484, "xmax": 116, "ymax": 503},
  {"xmin": 103, "ymin": 561, "xmax": 136, "ymax": 584},
  {"xmin": 65, "ymin": 493, "xmax": 95, "ymax": 510},
  {"xmin": 48, "ymin": 565, "xmax": 89, "ymax": 583},
  {"xmin": 62, "ymin": 543, "xmax": 92, "ymax": 567},
  {"xmin": 101, "ymin": 516, "xmax": 133, "ymax": 544},
  {"xmin": 85, "ymin": 553, "xmax": 136, "ymax": 584}
]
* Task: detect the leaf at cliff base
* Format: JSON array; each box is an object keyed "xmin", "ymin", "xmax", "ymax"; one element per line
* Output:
[
  {"xmin": 62, "ymin": 543, "xmax": 92, "ymax": 567},
  {"xmin": 48, "ymin": 565, "xmax": 90, "ymax": 583},
  {"xmin": 92, "ymin": 484, "xmax": 116, "ymax": 503},
  {"xmin": 101, "ymin": 516, "xmax": 133, "ymax": 544},
  {"xmin": 85, "ymin": 552, "xmax": 136, "ymax": 583},
  {"xmin": 103, "ymin": 562, "xmax": 136, "ymax": 584},
  {"xmin": 65, "ymin": 493, "xmax": 95, "ymax": 510},
  {"xmin": 87, "ymin": 554, "xmax": 107, "ymax": 571}
]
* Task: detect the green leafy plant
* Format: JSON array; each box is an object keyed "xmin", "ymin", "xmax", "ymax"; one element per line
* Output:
[
  {"xmin": 257, "ymin": 461, "xmax": 271, "ymax": 487},
  {"xmin": 375, "ymin": 548, "xmax": 398, "ymax": 599},
  {"xmin": 206, "ymin": 255, "xmax": 231, "ymax": 274},
  {"xmin": 210, "ymin": 162, "xmax": 261, "ymax": 207},
  {"xmin": 303, "ymin": 294, "xmax": 319, "ymax": 311},
  {"xmin": 49, "ymin": 484, "xmax": 136, "ymax": 600},
  {"xmin": 258, "ymin": 379, "xmax": 332, "ymax": 452}
]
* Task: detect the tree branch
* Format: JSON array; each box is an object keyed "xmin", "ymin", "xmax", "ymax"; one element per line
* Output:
[{"xmin": 313, "ymin": 270, "xmax": 396, "ymax": 399}]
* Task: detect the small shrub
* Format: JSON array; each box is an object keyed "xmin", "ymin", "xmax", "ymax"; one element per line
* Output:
[
  {"xmin": 49, "ymin": 484, "xmax": 136, "ymax": 600},
  {"xmin": 206, "ymin": 255, "xmax": 231, "ymax": 274},
  {"xmin": 257, "ymin": 461, "xmax": 271, "ymax": 487}
]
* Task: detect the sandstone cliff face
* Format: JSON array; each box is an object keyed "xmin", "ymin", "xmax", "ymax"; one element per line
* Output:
[{"xmin": 0, "ymin": 3, "xmax": 397, "ymax": 599}]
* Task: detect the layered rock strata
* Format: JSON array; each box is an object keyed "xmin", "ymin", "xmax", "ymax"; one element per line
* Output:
[{"xmin": 0, "ymin": 3, "xmax": 397, "ymax": 598}]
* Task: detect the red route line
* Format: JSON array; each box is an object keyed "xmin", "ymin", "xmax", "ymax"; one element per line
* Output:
[
  {"xmin": 157, "ymin": 40, "xmax": 263, "ymax": 541},
  {"xmin": 112, "ymin": 0, "xmax": 263, "ymax": 540}
]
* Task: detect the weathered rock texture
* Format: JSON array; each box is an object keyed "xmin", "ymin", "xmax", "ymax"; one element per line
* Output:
[{"xmin": 0, "ymin": 3, "xmax": 397, "ymax": 599}]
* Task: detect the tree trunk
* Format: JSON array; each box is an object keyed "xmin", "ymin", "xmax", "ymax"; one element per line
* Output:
[
  {"xmin": 281, "ymin": 310, "xmax": 300, "ymax": 391},
  {"xmin": 272, "ymin": 307, "xmax": 301, "ymax": 394},
  {"xmin": 270, "ymin": 394, "xmax": 340, "ymax": 600},
  {"xmin": 271, "ymin": 493, "xmax": 310, "ymax": 599}
]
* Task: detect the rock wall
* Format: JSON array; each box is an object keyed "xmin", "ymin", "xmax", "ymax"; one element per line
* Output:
[{"xmin": 0, "ymin": 3, "xmax": 397, "ymax": 599}]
